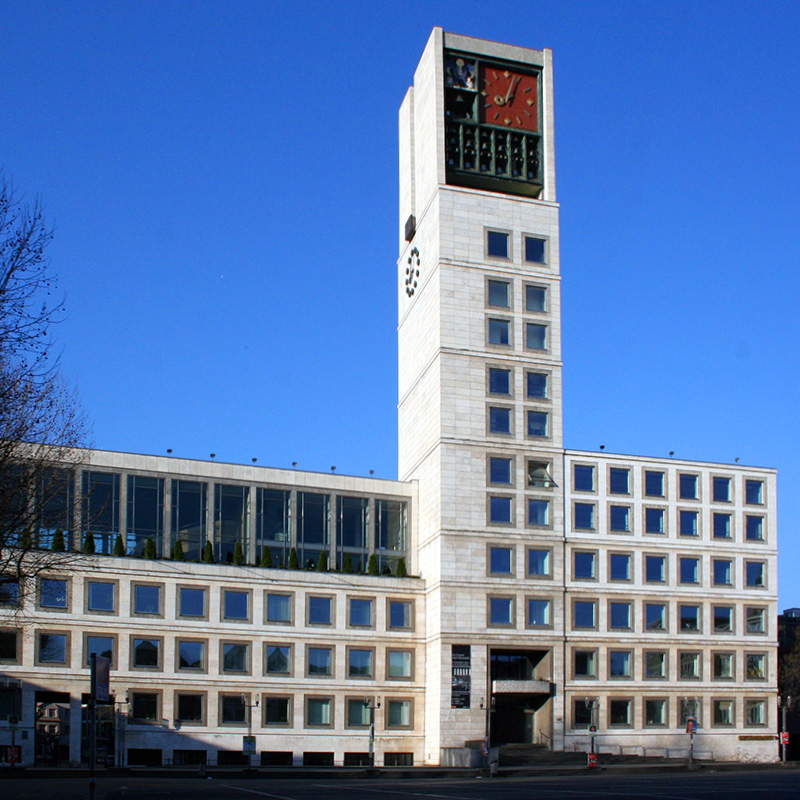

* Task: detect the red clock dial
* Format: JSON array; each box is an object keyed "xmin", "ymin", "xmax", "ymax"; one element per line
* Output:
[{"xmin": 480, "ymin": 65, "xmax": 539, "ymax": 132}]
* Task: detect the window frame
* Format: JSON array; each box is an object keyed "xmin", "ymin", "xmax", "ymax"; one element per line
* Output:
[
  {"xmin": 85, "ymin": 579, "xmax": 117, "ymax": 614},
  {"xmin": 130, "ymin": 690, "xmax": 161, "ymax": 724},
  {"xmin": 84, "ymin": 632, "xmax": 117, "ymax": 669},
  {"xmin": 35, "ymin": 630, "xmax": 71, "ymax": 666},
  {"xmin": 262, "ymin": 694, "xmax": 293, "ymax": 727},
  {"xmin": 174, "ymin": 691, "xmax": 206, "ymax": 726},
  {"xmin": 526, "ymin": 596, "xmax": 552, "ymax": 629},
  {"xmin": 305, "ymin": 644, "xmax": 334, "ymax": 678},
  {"xmin": 221, "ymin": 588, "xmax": 252, "ymax": 623},
  {"xmin": 387, "ymin": 598, "xmax": 414, "ymax": 631},
  {"xmin": 486, "ymin": 229, "xmax": 511, "ymax": 260},
  {"xmin": 131, "ymin": 582, "xmax": 163, "ymax": 617},
  {"xmin": 130, "ymin": 635, "xmax": 163, "ymax": 671},
  {"xmin": 175, "ymin": 638, "xmax": 207, "ymax": 672},
  {"xmin": 386, "ymin": 648, "xmax": 414, "ymax": 680},
  {"xmin": 264, "ymin": 643, "xmax": 293, "ymax": 677},
  {"xmin": 305, "ymin": 695, "xmax": 334, "ymax": 728},
  {"xmin": 220, "ymin": 640, "xmax": 251, "ymax": 674},
  {"xmin": 177, "ymin": 585, "xmax": 208, "ymax": 620},
  {"xmin": 488, "ymin": 595, "xmax": 515, "ymax": 627},
  {"xmin": 38, "ymin": 576, "xmax": 70, "ymax": 611},
  {"xmin": 307, "ymin": 594, "xmax": 335, "ymax": 627},
  {"xmin": 265, "ymin": 591, "xmax": 294, "ymax": 625},
  {"xmin": 348, "ymin": 596, "xmax": 375, "ymax": 629}
]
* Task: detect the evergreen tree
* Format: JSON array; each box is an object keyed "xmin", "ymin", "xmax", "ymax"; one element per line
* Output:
[
  {"xmin": 367, "ymin": 553, "xmax": 379, "ymax": 575},
  {"xmin": 172, "ymin": 540, "xmax": 185, "ymax": 561},
  {"xmin": 287, "ymin": 547, "xmax": 299, "ymax": 569},
  {"xmin": 260, "ymin": 547, "xmax": 273, "ymax": 568},
  {"xmin": 233, "ymin": 541, "xmax": 245, "ymax": 565},
  {"xmin": 82, "ymin": 533, "xmax": 95, "ymax": 554},
  {"xmin": 395, "ymin": 557, "xmax": 408, "ymax": 577},
  {"xmin": 51, "ymin": 529, "xmax": 65, "ymax": 552},
  {"xmin": 201, "ymin": 540, "xmax": 214, "ymax": 563},
  {"xmin": 342, "ymin": 552, "xmax": 354, "ymax": 574},
  {"xmin": 143, "ymin": 537, "xmax": 157, "ymax": 559},
  {"xmin": 112, "ymin": 535, "xmax": 125, "ymax": 557},
  {"xmin": 316, "ymin": 550, "xmax": 328, "ymax": 571}
]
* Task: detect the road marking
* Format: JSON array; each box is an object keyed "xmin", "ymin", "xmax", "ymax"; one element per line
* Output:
[
  {"xmin": 312, "ymin": 785, "xmax": 476, "ymax": 800},
  {"xmin": 218, "ymin": 784, "xmax": 300, "ymax": 800}
]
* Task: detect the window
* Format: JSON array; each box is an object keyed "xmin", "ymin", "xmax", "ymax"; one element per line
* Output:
[
  {"xmin": 489, "ymin": 547, "xmax": 512, "ymax": 575},
  {"xmin": 745, "ymin": 699, "xmax": 766, "ymax": 726},
  {"xmin": 680, "ymin": 652, "xmax": 701, "ymax": 679},
  {"xmin": 713, "ymin": 652, "xmax": 734, "ymax": 679},
  {"xmin": 713, "ymin": 559, "xmax": 732, "ymax": 586},
  {"xmin": 528, "ymin": 499, "xmax": 549, "ymax": 526},
  {"xmin": 574, "ymin": 650, "xmax": 596, "ymax": 678},
  {"xmin": 746, "ymin": 561, "xmax": 765, "ymax": 588},
  {"xmin": 488, "ymin": 318, "xmax": 510, "ymax": 345},
  {"xmin": 346, "ymin": 698, "xmax": 370, "ymax": 727},
  {"xmin": 713, "ymin": 513, "xmax": 731, "ymax": 539},
  {"xmin": 131, "ymin": 692, "xmax": 159, "ymax": 722},
  {"xmin": 525, "ymin": 323, "xmax": 547, "ymax": 350},
  {"xmin": 574, "ymin": 503, "xmax": 595, "ymax": 530},
  {"xmin": 489, "ymin": 406, "xmax": 511, "ymax": 434},
  {"xmin": 388, "ymin": 650, "xmax": 413, "ymax": 679},
  {"xmin": 85, "ymin": 635, "xmax": 114, "ymax": 667},
  {"xmin": 0, "ymin": 582, "xmax": 19, "ymax": 607},
  {"xmin": 489, "ymin": 597, "xmax": 514, "ymax": 626},
  {"xmin": 347, "ymin": 648, "xmax": 374, "ymax": 678},
  {"xmin": 488, "ymin": 367, "xmax": 510, "ymax": 394},
  {"xmin": 680, "ymin": 557, "xmax": 699, "ymax": 584},
  {"xmin": 680, "ymin": 605, "xmax": 700, "ymax": 632},
  {"xmin": 87, "ymin": 581, "xmax": 115, "ymax": 612},
  {"xmin": 645, "ymin": 699, "xmax": 666, "ymax": 725},
  {"xmin": 525, "ymin": 285, "xmax": 546, "ymax": 312},
  {"xmin": 176, "ymin": 694, "xmax": 204, "ymax": 724},
  {"xmin": 265, "ymin": 644, "xmax": 291, "ymax": 675},
  {"xmin": 177, "ymin": 640, "xmax": 205, "ymax": 671},
  {"xmin": 127, "ymin": 475, "xmax": 165, "ymax": 557},
  {"xmin": 37, "ymin": 632, "xmax": 68, "ymax": 664},
  {"xmin": 0, "ymin": 630, "xmax": 18, "ymax": 662},
  {"xmin": 609, "ymin": 602, "xmax": 631, "ymax": 630},
  {"xmin": 387, "ymin": 699, "xmax": 412, "ymax": 728},
  {"xmin": 133, "ymin": 584, "xmax": 161, "ymax": 615},
  {"xmin": 263, "ymin": 696, "xmax": 291, "ymax": 726},
  {"xmin": 746, "ymin": 607, "xmax": 766, "ymax": 633},
  {"xmin": 574, "ymin": 551, "xmax": 596, "ymax": 579},
  {"xmin": 178, "ymin": 587, "xmax": 206, "ymax": 618},
  {"xmin": 679, "ymin": 474, "xmax": 698, "ymax": 499},
  {"xmin": 223, "ymin": 590, "xmax": 249, "ymax": 621},
  {"xmin": 713, "ymin": 477, "xmax": 731, "ymax": 502},
  {"xmin": 306, "ymin": 697, "xmax": 332, "ymax": 727},
  {"xmin": 132, "ymin": 638, "xmax": 161, "ymax": 669},
  {"xmin": 221, "ymin": 694, "xmax": 247, "ymax": 724},
  {"xmin": 266, "ymin": 593, "xmax": 292, "ymax": 623},
  {"xmin": 527, "ymin": 598, "xmax": 551, "ymax": 627},
  {"xmin": 573, "ymin": 600, "xmax": 596, "ymax": 628},
  {"xmin": 527, "ymin": 549, "xmax": 550, "ymax": 577},
  {"xmin": 527, "ymin": 461, "xmax": 552, "ymax": 488},
  {"xmin": 40, "ymin": 578, "xmax": 68, "ymax": 609},
  {"xmin": 644, "ymin": 650, "xmax": 667, "ymax": 678},
  {"xmin": 680, "ymin": 698, "xmax": 701, "ymax": 725},
  {"xmin": 645, "ymin": 555, "xmax": 665, "ymax": 583},
  {"xmin": 679, "ymin": 510, "xmax": 698, "ymax": 536},
  {"xmin": 645, "ymin": 471, "xmax": 664, "ymax": 497},
  {"xmin": 713, "ymin": 699, "xmax": 734, "ymax": 726},
  {"xmin": 644, "ymin": 507, "xmax": 664, "ymax": 534},
  {"xmin": 746, "ymin": 515, "xmax": 764, "ymax": 541},
  {"xmin": 645, "ymin": 603, "xmax": 666, "ymax": 631},
  {"xmin": 349, "ymin": 598, "xmax": 373, "ymax": 627},
  {"xmin": 527, "ymin": 411, "xmax": 548, "ymax": 437},
  {"xmin": 609, "ymin": 651, "xmax": 631, "ymax": 678},
  {"xmin": 574, "ymin": 465, "xmax": 594, "ymax": 491},
  {"xmin": 746, "ymin": 653, "xmax": 766, "ymax": 680},
  {"xmin": 487, "ymin": 230, "xmax": 509, "ymax": 258},
  {"xmin": 526, "ymin": 372, "xmax": 548, "ymax": 399},
  {"xmin": 487, "ymin": 279, "xmax": 510, "ymax": 307},
  {"xmin": 388, "ymin": 600, "xmax": 412, "ymax": 630},
  {"xmin": 609, "ymin": 699, "xmax": 631, "ymax": 726},
  {"xmin": 524, "ymin": 236, "xmax": 546, "ymax": 263},
  {"xmin": 489, "ymin": 496, "xmax": 512, "ymax": 523},
  {"xmin": 573, "ymin": 700, "xmax": 593, "ymax": 727},
  {"xmin": 489, "ymin": 457, "xmax": 512, "ymax": 484},
  {"xmin": 746, "ymin": 480, "xmax": 764, "ymax": 505},
  {"xmin": 609, "ymin": 553, "xmax": 631, "ymax": 581},
  {"xmin": 222, "ymin": 643, "xmax": 249, "ymax": 673},
  {"xmin": 609, "ymin": 468, "xmax": 630, "ymax": 494},
  {"xmin": 714, "ymin": 606, "xmax": 733, "ymax": 633},
  {"xmin": 307, "ymin": 647, "xmax": 333, "ymax": 677},
  {"xmin": 308, "ymin": 595, "xmax": 333, "ymax": 625},
  {"xmin": 609, "ymin": 506, "xmax": 630, "ymax": 532}
]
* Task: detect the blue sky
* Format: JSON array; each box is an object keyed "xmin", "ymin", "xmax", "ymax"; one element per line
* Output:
[{"xmin": 2, "ymin": 1, "xmax": 798, "ymax": 606}]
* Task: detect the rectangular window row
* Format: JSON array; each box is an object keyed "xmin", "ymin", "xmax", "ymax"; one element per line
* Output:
[
  {"xmin": 486, "ymin": 230, "xmax": 549, "ymax": 266},
  {"xmin": 488, "ymin": 366, "xmax": 550, "ymax": 401},
  {"xmin": 487, "ymin": 495, "xmax": 552, "ymax": 526},
  {"xmin": 488, "ymin": 406, "xmax": 550, "ymax": 439}
]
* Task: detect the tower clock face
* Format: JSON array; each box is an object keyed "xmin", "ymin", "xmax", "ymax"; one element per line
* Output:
[{"xmin": 480, "ymin": 64, "xmax": 538, "ymax": 132}]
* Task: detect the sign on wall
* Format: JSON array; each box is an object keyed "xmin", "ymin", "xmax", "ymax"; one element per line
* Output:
[{"xmin": 451, "ymin": 645, "xmax": 471, "ymax": 708}]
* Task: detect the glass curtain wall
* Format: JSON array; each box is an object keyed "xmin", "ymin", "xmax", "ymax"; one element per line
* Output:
[
  {"xmin": 36, "ymin": 468, "xmax": 74, "ymax": 549},
  {"xmin": 81, "ymin": 472, "xmax": 120, "ymax": 554},
  {"xmin": 127, "ymin": 476, "xmax": 165, "ymax": 556},
  {"xmin": 256, "ymin": 488, "xmax": 290, "ymax": 567},
  {"xmin": 375, "ymin": 499, "xmax": 407, "ymax": 573},
  {"xmin": 171, "ymin": 480, "xmax": 207, "ymax": 561},
  {"xmin": 337, "ymin": 496, "xmax": 368, "ymax": 572},
  {"xmin": 214, "ymin": 483, "xmax": 249, "ymax": 563},
  {"xmin": 298, "ymin": 492, "xmax": 329, "ymax": 568}
]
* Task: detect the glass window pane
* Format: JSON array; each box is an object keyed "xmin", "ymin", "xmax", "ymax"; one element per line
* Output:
[
  {"xmin": 224, "ymin": 591, "xmax": 248, "ymax": 620},
  {"xmin": 646, "ymin": 604, "xmax": 666, "ymax": 631},
  {"xmin": 489, "ymin": 598, "xmax": 512, "ymax": 625},
  {"xmin": 528, "ymin": 599, "xmax": 550, "ymax": 626},
  {"xmin": 179, "ymin": 588, "xmax": 205, "ymax": 617},
  {"xmin": 388, "ymin": 650, "xmax": 412, "ymax": 678},
  {"xmin": 489, "ymin": 497, "xmax": 512, "ymax": 523},
  {"xmin": 308, "ymin": 596, "xmax": 332, "ymax": 625},
  {"xmin": 490, "ymin": 458, "xmax": 512, "ymax": 484},
  {"xmin": 574, "ymin": 465, "xmax": 594, "ymax": 491},
  {"xmin": 609, "ymin": 506, "xmax": 629, "ymax": 531},
  {"xmin": 527, "ymin": 411, "xmax": 548, "ymax": 437},
  {"xmin": 525, "ymin": 285, "xmax": 546, "ymax": 312},
  {"xmin": 525, "ymin": 236, "xmax": 545, "ymax": 263},
  {"xmin": 40, "ymin": 579, "xmax": 68, "ymax": 608},
  {"xmin": 528, "ymin": 549, "xmax": 550, "ymax": 576},
  {"xmin": 574, "ymin": 601, "xmax": 595, "ymax": 628},
  {"xmin": 267, "ymin": 593, "xmax": 291, "ymax": 622},
  {"xmin": 609, "ymin": 554, "xmax": 630, "ymax": 581},
  {"xmin": 350, "ymin": 598, "xmax": 373, "ymax": 627},
  {"xmin": 746, "ymin": 480, "xmax": 763, "ymax": 504},
  {"xmin": 389, "ymin": 601, "xmax": 411, "ymax": 629},
  {"xmin": 488, "ymin": 280, "xmax": 509, "ymax": 307},
  {"xmin": 526, "ymin": 322, "xmax": 547, "ymax": 350},
  {"xmin": 307, "ymin": 648, "xmax": 332, "ymax": 675},
  {"xmin": 526, "ymin": 372, "xmax": 548, "ymax": 398},
  {"xmin": 574, "ymin": 552, "xmax": 595, "ymax": 579},
  {"xmin": 746, "ymin": 516, "xmax": 764, "ymax": 541},
  {"xmin": 134, "ymin": 585, "xmax": 161, "ymax": 614},
  {"xmin": 680, "ymin": 510, "xmax": 698, "ymax": 536},
  {"xmin": 489, "ymin": 368, "xmax": 510, "ymax": 394},
  {"xmin": 609, "ymin": 468, "xmax": 629, "ymax": 494},
  {"xmin": 574, "ymin": 503, "xmax": 594, "ymax": 530},
  {"xmin": 645, "ymin": 471, "xmax": 664, "ymax": 497},
  {"xmin": 487, "ymin": 231, "xmax": 509, "ymax": 258},
  {"xmin": 713, "ymin": 477, "xmax": 731, "ymax": 502},
  {"xmin": 489, "ymin": 407, "xmax": 511, "ymax": 433},
  {"xmin": 490, "ymin": 548, "xmax": 512, "ymax": 574},
  {"xmin": 488, "ymin": 318, "xmax": 510, "ymax": 345},
  {"xmin": 39, "ymin": 633, "xmax": 67, "ymax": 663},
  {"xmin": 88, "ymin": 582, "xmax": 114, "ymax": 611},
  {"xmin": 528, "ymin": 499, "xmax": 549, "ymax": 526},
  {"xmin": 680, "ymin": 558, "xmax": 699, "ymax": 584},
  {"xmin": 609, "ymin": 651, "xmax": 630, "ymax": 677},
  {"xmin": 178, "ymin": 640, "xmax": 204, "ymax": 670},
  {"xmin": 610, "ymin": 602, "xmax": 630, "ymax": 629},
  {"xmin": 86, "ymin": 636, "xmax": 113, "ymax": 665},
  {"xmin": 680, "ymin": 474, "xmax": 698, "ymax": 499},
  {"xmin": 266, "ymin": 645, "xmax": 290, "ymax": 674},
  {"xmin": 133, "ymin": 639, "xmax": 159, "ymax": 667}
]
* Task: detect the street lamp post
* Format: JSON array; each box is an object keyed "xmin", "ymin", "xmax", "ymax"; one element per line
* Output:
[
  {"xmin": 364, "ymin": 697, "xmax": 380, "ymax": 769},
  {"xmin": 243, "ymin": 696, "xmax": 259, "ymax": 766},
  {"xmin": 584, "ymin": 698, "xmax": 599, "ymax": 756},
  {"xmin": 778, "ymin": 696, "xmax": 792, "ymax": 763}
]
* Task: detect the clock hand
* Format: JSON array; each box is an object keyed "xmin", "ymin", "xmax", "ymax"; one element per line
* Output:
[{"xmin": 504, "ymin": 76, "xmax": 519, "ymax": 105}]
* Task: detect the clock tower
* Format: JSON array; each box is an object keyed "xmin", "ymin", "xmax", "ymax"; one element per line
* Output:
[{"xmin": 398, "ymin": 30, "xmax": 565, "ymax": 758}]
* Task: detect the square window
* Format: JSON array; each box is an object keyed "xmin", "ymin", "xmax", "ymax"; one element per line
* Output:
[
  {"xmin": 746, "ymin": 607, "xmax": 766, "ymax": 633},
  {"xmin": 0, "ymin": 582, "xmax": 20, "ymax": 607},
  {"xmin": 746, "ymin": 561, "xmax": 765, "ymax": 588},
  {"xmin": 131, "ymin": 692, "xmax": 159, "ymax": 722},
  {"xmin": 746, "ymin": 516, "xmax": 764, "ymax": 541},
  {"xmin": 178, "ymin": 640, "xmax": 205, "ymax": 671},
  {"xmin": 133, "ymin": 584, "xmax": 161, "ymax": 615},
  {"xmin": 574, "ymin": 551, "xmax": 596, "ymax": 579},
  {"xmin": 680, "ymin": 558, "xmax": 699, "ymax": 584},
  {"xmin": 388, "ymin": 650, "xmax": 413, "ymax": 679},
  {"xmin": 746, "ymin": 480, "xmax": 764, "ymax": 505},
  {"xmin": 488, "ymin": 368, "xmax": 510, "ymax": 395},
  {"xmin": 489, "ymin": 496, "xmax": 512, "ymax": 523},
  {"xmin": 307, "ymin": 647, "xmax": 332, "ymax": 677},
  {"xmin": 645, "ymin": 471, "xmax": 664, "ymax": 497},
  {"xmin": 487, "ymin": 231, "xmax": 509, "ymax": 258},
  {"xmin": 85, "ymin": 635, "xmax": 114, "ymax": 666},
  {"xmin": 223, "ymin": 590, "xmax": 249, "ymax": 620},
  {"xmin": 527, "ymin": 411, "xmax": 548, "ymax": 437},
  {"xmin": 679, "ymin": 474, "xmax": 698, "ymax": 499},
  {"xmin": 221, "ymin": 694, "xmax": 248, "ymax": 724},
  {"xmin": 574, "ymin": 503, "xmax": 595, "ymax": 530},
  {"xmin": 527, "ymin": 549, "xmax": 550, "ymax": 577},
  {"xmin": 645, "ymin": 507, "xmax": 665, "ymax": 534},
  {"xmin": 489, "ymin": 457, "xmax": 512, "ymax": 484},
  {"xmin": 527, "ymin": 598, "xmax": 551, "ymax": 627},
  {"xmin": 609, "ymin": 553, "xmax": 631, "ymax": 581},
  {"xmin": 574, "ymin": 700, "xmax": 593, "ymax": 727},
  {"xmin": 609, "ymin": 699, "xmax": 631, "ymax": 726},
  {"xmin": 87, "ymin": 581, "xmax": 115, "ymax": 612},
  {"xmin": 714, "ymin": 606, "xmax": 733, "ymax": 633},
  {"xmin": 525, "ymin": 285, "xmax": 546, "ymax": 312},
  {"xmin": 524, "ymin": 236, "xmax": 546, "ymax": 263},
  {"xmin": 387, "ymin": 699, "xmax": 412, "ymax": 728},
  {"xmin": 179, "ymin": 587, "xmax": 206, "ymax": 618},
  {"xmin": 222, "ymin": 642, "xmax": 249, "ymax": 672},
  {"xmin": 487, "ymin": 279, "xmax": 510, "ymax": 307},
  {"xmin": 0, "ymin": 630, "xmax": 19, "ymax": 662},
  {"xmin": 745, "ymin": 699, "xmax": 766, "ymax": 726},
  {"xmin": 40, "ymin": 578, "xmax": 68, "ymax": 609},
  {"xmin": 573, "ymin": 600, "xmax": 596, "ymax": 629},
  {"xmin": 308, "ymin": 596, "xmax": 333, "ymax": 625},
  {"xmin": 609, "ymin": 505, "xmax": 630, "ymax": 532},
  {"xmin": 266, "ymin": 644, "xmax": 291, "ymax": 675},
  {"xmin": 609, "ymin": 468, "xmax": 630, "ymax": 494},
  {"xmin": 347, "ymin": 698, "xmax": 371, "ymax": 727},
  {"xmin": 645, "ymin": 603, "xmax": 666, "ymax": 631},
  {"xmin": 527, "ymin": 461, "xmax": 552, "ymax": 488},
  {"xmin": 679, "ymin": 510, "xmax": 698, "ymax": 536},
  {"xmin": 489, "ymin": 597, "xmax": 514, "ymax": 626},
  {"xmin": 37, "ymin": 632, "xmax": 68, "ymax": 664},
  {"xmin": 713, "ymin": 513, "xmax": 731, "ymax": 539},
  {"xmin": 349, "ymin": 598, "xmax": 373, "ymax": 627},
  {"xmin": 488, "ymin": 317, "xmax": 510, "ymax": 345},
  {"xmin": 713, "ymin": 653, "xmax": 734, "ymax": 679},
  {"xmin": 176, "ymin": 693, "xmax": 204, "ymax": 724},
  {"xmin": 389, "ymin": 600, "xmax": 412, "ymax": 630},
  {"xmin": 746, "ymin": 653, "xmax": 766, "ymax": 680},
  {"xmin": 609, "ymin": 651, "xmax": 631, "ymax": 678},
  {"xmin": 266, "ymin": 593, "xmax": 292, "ymax": 623},
  {"xmin": 680, "ymin": 605, "xmax": 700, "ymax": 632},
  {"xmin": 680, "ymin": 698, "xmax": 701, "ymax": 725},
  {"xmin": 574, "ymin": 465, "xmax": 594, "ymax": 491},
  {"xmin": 132, "ymin": 638, "xmax": 161, "ymax": 669},
  {"xmin": 489, "ymin": 547, "xmax": 512, "ymax": 574},
  {"xmin": 526, "ymin": 372, "xmax": 548, "ymax": 399},
  {"xmin": 305, "ymin": 697, "xmax": 333, "ymax": 727},
  {"xmin": 645, "ymin": 699, "xmax": 666, "ymax": 725},
  {"xmin": 645, "ymin": 555, "xmax": 665, "ymax": 583},
  {"xmin": 574, "ymin": 650, "xmax": 596, "ymax": 678},
  {"xmin": 680, "ymin": 652, "xmax": 701, "ymax": 679},
  {"xmin": 489, "ymin": 406, "xmax": 511, "ymax": 434},
  {"xmin": 713, "ymin": 477, "xmax": 731, "ymax": 502},
  {"xmin": 526, "ymin": 323, "xmax": 547, "ymax": 350},
  {"xmin": 528, "ymin": 499, "xmax": 549, "ymax": 526},
  {"xmin": 263, "ymin": 696, "xmax": 291, "ymax": 726},
  {"xmin": 610, "ymin": 602, "xmax": 631, "ymax": 630},
  {"xmin": 348, "ymin": 648, "xmax": 374, "ymax": 678},
  {"xmin": 713, "ymin": 559, "xmax": 732, "ymax": 586}
]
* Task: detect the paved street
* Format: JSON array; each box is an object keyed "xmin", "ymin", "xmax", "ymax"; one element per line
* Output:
[{"xmin": 3, "ymin": 769, "xmax": 800, "ymax": 800}]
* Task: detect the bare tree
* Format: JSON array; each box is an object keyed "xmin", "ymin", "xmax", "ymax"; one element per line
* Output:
[{"xmin": 0, "ymin": 174, "xmax": 89, "ymax": 601}]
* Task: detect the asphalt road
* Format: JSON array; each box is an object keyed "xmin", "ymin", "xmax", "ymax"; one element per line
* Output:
[{"xmin": 4, "ymin": 769, "xmax": 800, "ymax": 800}]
